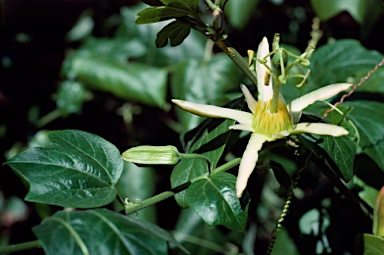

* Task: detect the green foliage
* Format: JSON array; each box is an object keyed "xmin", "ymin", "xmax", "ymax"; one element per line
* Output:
[
  {"xmin": 344, "ymin": 100, "xmax": 384, "ymax": 171},
  {"xmin": 186, "ymin": 172, "xmax": 248, "ymax": 232},
  {"xmin": 5, "ymin": 130, "xmax": 123, "ymax": 208},
  {"xmin": 2, "ymin": 1, "xmax": 384, "ymax": 254},
  {"xmin": 33, "ymin": 209, "xmax": 185, "ymax": 255}
]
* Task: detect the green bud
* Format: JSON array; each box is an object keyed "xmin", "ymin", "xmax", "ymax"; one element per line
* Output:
[
  {"xmin": 373, "ymin": 187, "xmax": 384, "ymax": 237},
  {"xmin": 272, "ymin": 51, "xmax": 288, "ymax": 69},
  {"xmin": 122, "ymin": 145, "xmax": 181, "ymax": 165}
]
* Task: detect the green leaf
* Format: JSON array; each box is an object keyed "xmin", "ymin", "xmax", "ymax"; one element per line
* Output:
[
  {"xmin": 136, "ymin": 0, "xmax": 199, "ymax": 24},
  {"xmin": 225, "ymin": 0, "xmax": 260, "ymax": 30},
  {"xmin": 297, "ymin": 133, "xmax": 356, "ymax": 182},
  {"xmin": 56, "ymin": 80, "xmax": 87, "ymax": 115},
  {"xmin": 309, "ymin": 40, "xmax": 383, "ymax": 87},
  {"xmin": 185, "ymin": 172, "xmax": 248, "ymax": 232},
  {"xmin": 317, "ymin": 135, "xmax": 357, "ymax": 182},
  {"xmin": 5, "ymin": 130, "xmax": 123, "ymax": 208},
  {"xmin": 33, "ymin": 209, "xmax": 186, "ymax": 255},
  {"xmin": 135, "ymin": 6, "xmax": 190, "ymax": 24},
  {"xmin": 354, "ymin": 67, "xmax": 384, "ymax": 94},
  {"xmin": 156, "ymin": 20, "xmax": 191, "ymax": 48},
  {"xmin": 171, "ymin": 53, "xmax": 243, "ymax": 130},
  {"xmin": 344, "ymin": 100, "xmax": 384, "ymax": 172},
  {"xmin": 310, "ymin": 0, "xmax": 367, "ymax": 24},
  {"xmin": 356, "ymin": 234, "xmax": 384, "ymax": 255},
  {"xmin": 67, "ymin": 56, "xmax": 168, "ymax": 108},
  {"xmin": 171, "ymin": 119, "xmax": 236, "ymax": 208}
]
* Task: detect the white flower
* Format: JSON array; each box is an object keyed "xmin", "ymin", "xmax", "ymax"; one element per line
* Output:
[{"xmin": 172, "ymin": 37, "xmax": 352, "ymax": 197}]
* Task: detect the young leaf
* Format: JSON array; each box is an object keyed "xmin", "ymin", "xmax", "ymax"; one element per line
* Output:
[
  {"xmin": 33, "ymin": 209, "xmax": 188, "ymax": 255},
  {"xmin": 156, "ymin": 20, "xmax": 191, "ymax": 48},
  {"xmin": 185, "ymin": 172, "xmax": 248, "ymax": 232},
  {"xmin": 171, "ymin": 119, "xmax": 236, "ymax": 208},
  {"xmin": 344, "ymin": 100, "xmax": 384, "ymax": 172},
  {"xmin": 5, "ymin": 130, "xmax": 123, "ymax": 208}
]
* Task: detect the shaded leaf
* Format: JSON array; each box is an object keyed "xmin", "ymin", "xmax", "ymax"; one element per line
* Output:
[
  {"xmin": 67, "ymin": 56, "xmax": 168, "ymax": 108},
  {"xmin": 310, "ymin": 0, "xmax": 367, "ymax": 24},
  {"xmin": 5, "ymin": 130, "xmax": 123, "ymax": 208},
  {"xmin": 171, "ymin": 53, "xmax": 243, "ymax": 130},
  {"xmin": 171, "ymin": 119, "xmax": 235, "ymax": 208},
  {"xmin": 355, "ymin": 234, "xmax": 384, "ymax": 255},
  {"xmin": 56, "ymin": 80, "xmax": 87, "ymax": 115},
  {"xmin": 156, "ymin": 20, "xmax": 191, "ymax": 47},
  {"xmin": 309, "ymin": 40, "xmax": 383, "ymax": 87},
  {"xmin": 33, "ymin": 209, "xmax": 187, "ymax": 255},
  {"xmin": 297, "ymin": 133, "xmax": 356, "ymax": 182},
  {"xmin": 317, "ymin": 135, "xmax": 356, "ymax": 182},
  {"xmin": 225, "ymin": 0, "xmax": 260, "ymax": 30},
  {"xmin": 136, "ymin": 6, "xmax": 190, "ymax": 24},
  {"xmin": 185, "ymin": 172, "xmax": 248, "ymax": 232},
  {"xmin": 344, "ymin": 100, "xmax": 384, "ymax": 172}
]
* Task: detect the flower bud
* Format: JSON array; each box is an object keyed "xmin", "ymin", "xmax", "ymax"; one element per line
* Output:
[
  {"xmin": 373, "ymin": 187, "xmax": 384, "ymax": 237},
  {"xmin": 122, "ymin": 145, "xmax": 181, "ymax": 165}
]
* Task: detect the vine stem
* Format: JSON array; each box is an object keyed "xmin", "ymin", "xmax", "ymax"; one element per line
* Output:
[
  {"xmin": 0, "ymin": 240, "xmax": 42, "ymax": 253},
  {"xmin": 264, "ymin": 153, "xmax": 312, "ymax": 255},
  {"xmin": 124, "ymin": 158, "xmax": 242, "ymax": 215},
  {"xmin": 214, "ymin": 40, "xmax": 259, "ymax": 87}
]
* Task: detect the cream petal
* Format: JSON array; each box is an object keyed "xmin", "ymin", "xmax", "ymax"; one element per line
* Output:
[
  {"xmin": 172, "ymin": 99, "xmax": 253, "ymax": 126},
  {"xmin": 236, "ymin": 133, "xmax": 268, "ymax": 197},
  {"xmin": 229, "ymin": 124, "xmax": 254, "ymax": 132},
  {"xmin": 289, "ymin": 122, "xmax": 349, "ymax": 136},
  {"xmin": 256, "ymin": 37, "xmax": 273, "ymax": 101},
  {"xmin": 288, "ymin": 83, "xmax": 353, "ymax": 114},
  {"xmin": 240, "ymin": 84, "xmax": 257, "ymax": 114}
]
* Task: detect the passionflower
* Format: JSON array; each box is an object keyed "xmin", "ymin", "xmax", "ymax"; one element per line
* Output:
[{"xmin": 172, "ymin": 37, "xmax": 352, "ymax": 197}]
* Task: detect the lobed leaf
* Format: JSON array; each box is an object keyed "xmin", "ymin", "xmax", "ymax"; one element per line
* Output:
[
  {"xmin": 185, "ymin": 172, "xmax": 248, "ymax": 232},
  {"xmin": 136, "ymin": 6, "xmax": 190, "ymax": 24},
  {"xmin": 33, "ymin": 209, "xmax": 187, "ymax": 255},
  {"xmin": 5, "ymin": 130, "xmax": 123, "ymax": 208},
  {"xmin": 156, "ymin": 20, "xmax": 191, "ymax": 48},
  {"xmin": 171, "ymin": 119, "xmax": 236, "ymax": 208}
]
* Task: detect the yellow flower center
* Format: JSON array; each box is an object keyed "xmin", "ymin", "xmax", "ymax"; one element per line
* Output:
[{"xmin": 252, "ymin": 97, "xmax": 293, "ymax": 138}]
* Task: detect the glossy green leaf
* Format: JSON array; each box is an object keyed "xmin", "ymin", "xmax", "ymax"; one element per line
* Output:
[
  {"xmin": 309, "ymin": 40, "xmax": 383, "ymax": 87},
  {"xmin": 56, "ymin": 80, "xmax": 87, "ymax": 115},
  {"xmin": 310, "ymin": 0, "xmax": 367, "ymax": 24},
  {"xmin": 68, "ymin": 56, "xmax": 168, "ymax": 108},
  {"xmin": 136, "ymin": 6, "xmax": 190, "ymax": 24},
  {"xmin": 317, "ymin": 135, "xmax": 357, "ymax": 182},
  {"xmin": 171, "ymin": 53, "xmax": 243, "ymax": 130},
  {"xmin": 344, "ymin": 100, "xmax": 384, "ymax": 172},
  {"xmin": 156, "ymin": 20, "xmax": 191, "ymax": 47},
  {"xmin": 354, "ymin": 67, "xmax": 384, "ymax": 94},
  {"xmin": 171, "ymin": 119, "xmax": 236, "ymax": 208},
  {"xmin": 136, "ymin": 0, "xmax": 198, "ymax": 24},
  {"xmin": 185, "ymin": 172, "xmax": 248, "ymax": 232},
  {"xmin": 33, "ymin": 209, "xmax": 186, "ymax": 255},
  {"xmin": 225, "ymin": 0, "xmax": 260, "ymax": 30},
  {"xmin": 5, "ymin": 130, "xmax": 123, "ymax": 208}
]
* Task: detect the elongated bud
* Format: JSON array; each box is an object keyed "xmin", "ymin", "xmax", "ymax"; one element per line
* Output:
[
  {"xmin": 122, "ymin": 145, "xmax": 181, "ymax": 165},
  {"xmin": 373, "ymin": 187, "xmax": 384, "ymax": 237},
  {"xmin": 272, "ymin": 33, "xmax": 280, "ymax": 51}
]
